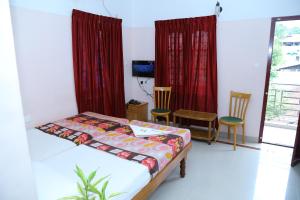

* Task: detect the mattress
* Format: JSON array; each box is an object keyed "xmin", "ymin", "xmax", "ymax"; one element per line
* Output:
[
  {"xmin": 27, "ymin": 112, "xmax": 130, "ymax": 161},
  {"xmin": 33, "ymin": 145, "xmax": 150, "ymax": 200},
  {"xmin": 27, "ymin": 128, "xmax": 76, "ymax": 161}
]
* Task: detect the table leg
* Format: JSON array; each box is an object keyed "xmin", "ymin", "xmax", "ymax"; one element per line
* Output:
[
  {"xmin": 208, "ymin": 121, "xmax": 212, "ymax": 145},
  {"xmin": 173, "ymin": 115, "xmax": 176, "ymax": 127},
  {"xmin": 213, "ymin": 119, "xmax": 216, "ymax": 139}
]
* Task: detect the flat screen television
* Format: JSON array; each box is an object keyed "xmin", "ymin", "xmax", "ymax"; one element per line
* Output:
[{"xmin": 132, "ymin": 60, "xmax": 155, "ymax": 77}]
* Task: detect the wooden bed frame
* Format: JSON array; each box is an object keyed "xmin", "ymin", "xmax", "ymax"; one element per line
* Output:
[{"xmin": 133, "ymin": 142, "xmax": 192, "ymax": 200}]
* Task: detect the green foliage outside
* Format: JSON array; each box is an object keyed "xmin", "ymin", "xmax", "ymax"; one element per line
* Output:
[
  {"xmin": 266, "ymin": 23, "xmax": 286, "ymax": 120},
  {"xmin": 270, "ymin": 39, "xmax": 283, "ymax": 80},
  {"xmin": 266, "ymin": 89, "xmax": 286, "ymax": 120},
  {"xmin": 271, "ymin": 24, "xmax": 286, "ymax": 74},
  {"xmin": 288, "ymin": 26, "xmax": 300, "ymax": 34},
  {"xmin": 59, "ymin": 165, "xmax": 123, "ymax": 200}
]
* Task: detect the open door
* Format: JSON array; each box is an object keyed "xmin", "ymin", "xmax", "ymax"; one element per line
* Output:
[
  {"xmin": 291, "ymin": 113, "xmax": 300, "ymax": 166},
  {"xmin": 259, "ymin": 15, "xmax": 300, "ymax": 148}
]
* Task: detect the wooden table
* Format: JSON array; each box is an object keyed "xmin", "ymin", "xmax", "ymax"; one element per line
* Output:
[{"xmin": 173, "ymin": 109, "xmax": 217, "ymax": 144}]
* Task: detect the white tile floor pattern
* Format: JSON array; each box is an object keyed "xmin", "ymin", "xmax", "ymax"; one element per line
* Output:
[{"xmin": 149, "ymin": 141, "xmax": 300, "ymax": 200}]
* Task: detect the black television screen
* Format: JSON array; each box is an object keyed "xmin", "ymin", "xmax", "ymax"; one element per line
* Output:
[{"xmin": 132, "ymin": 60, "xmax": 155, "ymax": 77}]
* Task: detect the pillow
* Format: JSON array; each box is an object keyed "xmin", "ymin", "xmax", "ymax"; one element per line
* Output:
[{"xmin": 129, "ymin": 125, "xmax": 171, "ymax": 137}]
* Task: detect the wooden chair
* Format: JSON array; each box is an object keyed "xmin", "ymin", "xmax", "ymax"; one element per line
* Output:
[
  {"xmin": 215, "ymin": 91, "xmax": 251, "ymax": 150},
  {"xmin": 151, "ymin": 87, "xmax": 172, "ymax": 126}
]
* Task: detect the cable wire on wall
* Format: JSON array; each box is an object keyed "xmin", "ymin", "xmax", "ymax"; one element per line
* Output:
[
  {"xmin": 137, "ymin": 76, "xmax": 153, "ymax": 98},
  {"xmin": 102, "ymin": 0, "xmax": 112, "ymax": 17}
]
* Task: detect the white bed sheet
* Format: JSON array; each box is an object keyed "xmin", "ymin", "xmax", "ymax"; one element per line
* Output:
[
  {"xmin": 33, "ymin": 145, "xmax": 151, "ymax": 200},
  {"xmin": 27, "ymin": 128, "xmax": 76, "ymax": 161}
]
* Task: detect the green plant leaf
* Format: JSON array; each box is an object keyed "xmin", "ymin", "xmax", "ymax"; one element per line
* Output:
[
  {"xmin": 89, "ymin": 184, "xmax": 103, "ymax": 200},
  {"xmin": 87, "ymin": 170, "xmax": 97, "ymax": 183},
  {"xmin": 108, "ymin": 192, "xmax": 124, "ymax": 199},
  {"xmin": 101, "ymin": 180, "xmax": 109, "ymax": 200},
  {"xmin": 77, "ymin": 182, "xmax": 85, "ymax": 196},
  {"xmin": 61, "ymin": 166, "xmax": 123, "ymax": 200},
  {"xmin": 75, "ymin": 165, "xmax": 87, "ymax": 187},
  {"xmin": 92, "ymin": 175, "xmax": 109, "ymax": 187},
  {"xmin": 88, "ymin": 184, "xmax": 100, "ymax": 195},
  {"xmin": 87, "ymin": 193, "xmax": 98, "ymax": 200}
]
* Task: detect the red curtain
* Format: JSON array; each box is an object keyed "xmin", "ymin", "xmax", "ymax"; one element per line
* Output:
[
  {"xmin": 155, "ymin": 15, "xmax": 217, "ymax": 114},
  {"xmin": 72, "ymin": 9, "xmax": 126, "ymax": 118}
]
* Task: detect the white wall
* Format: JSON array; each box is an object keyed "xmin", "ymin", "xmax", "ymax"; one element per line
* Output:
[
  {"xmin": 0, "ymin": 1, "xmax": 36, "ymax": 199},
  {"xmin": 11, "ymin": 1, "xmax": 134, "ymax": 127},
  {"xmin": 10, "ymin": 0, "xmax": 134, "ymax": 26},
  {"xmin": 10, "ymin": 0, "xmax": 300, "ymax": 138},
  {"xmin": 128, "ymin": 27, "xmax": 155, "ymax": 119},
  {"xmin": 132, "ymin": 0, "xmax": 300, "ymax": 27},
  {"xmin": 127, "ymin": 0, "xmax": 300, "ymax": 138},
  {"xmin": 11, "ymin": 7, "xmax": 78, "ymax": 127},
  {"xmin": 217, "ymin": 19, "xmax": 271, "ymax": 137},
  {"xmin": 123, "ymin": 28, "xmax": 134, "ymax": 102},
  {"xmin": 125, "ymin": 20, "xmax": 271, "ymax": 137}
]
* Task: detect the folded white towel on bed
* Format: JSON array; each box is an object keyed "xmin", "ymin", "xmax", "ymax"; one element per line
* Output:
[{"xmin": 129, "ymin": 125, "xmax": 171, "ymax": 137}]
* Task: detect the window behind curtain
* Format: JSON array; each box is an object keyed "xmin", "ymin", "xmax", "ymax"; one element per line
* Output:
[
  {"xmin": 155, "ymin": 15, "xmax": 217, "ymax": 113},
  {"xmin": 72, "ymin": 9, "xmax": 126, "ymax": 117}
]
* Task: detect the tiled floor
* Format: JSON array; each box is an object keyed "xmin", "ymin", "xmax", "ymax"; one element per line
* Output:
[
  {"xmin": 262, "ymin": 126, "xmax": 296, "ymax": 147},
  {"xmin": 149, "ymin": 141, "xmax": 300, "ymax": 200}
]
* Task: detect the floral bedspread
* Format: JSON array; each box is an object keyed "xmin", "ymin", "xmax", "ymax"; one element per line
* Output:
[
  {"xmin": 85, "ymin": 138, "xmax": 162, "ymax": 176},
  {"xmin": 36, "ymin": 123, "xmax": 93, "ymax": 145},
  {"xmin": 130, "ymin": 120, "xmax": 191, "ymax": 146},
  {"xmin": 110, "ymin": 124, "xmax": 185, "ymax": 156},
  {"xmin": 53, "ymin": 112, "xmax": 129, "ymax": 137},
  {"xmin": 36, "ymin": 112, "xmax": 129, "ymax": 144},
  {"xmin": 86, "ymin": 131, "xmax": 174, "ymax": 176},
  {"xmin": 35, "ymin": 112, "xmax": 191, "ymax": 176},
  {"xmin": 37, "ymin": 121, "xmax": 172, "ymax": 176}
]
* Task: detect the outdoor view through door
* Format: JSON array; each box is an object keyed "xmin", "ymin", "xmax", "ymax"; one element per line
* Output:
[{"xmin": 260, "ymin": 16, "xmax": 300, "ymax": 148}]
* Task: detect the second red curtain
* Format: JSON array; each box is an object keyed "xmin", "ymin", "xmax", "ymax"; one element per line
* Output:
[
  {"xmin": 155, "ymin": 15, "xmax": 218, "ymax": 114},
  {"xmin": 72, "ymin": 9, "xmax": 126, "ymax": 117}
]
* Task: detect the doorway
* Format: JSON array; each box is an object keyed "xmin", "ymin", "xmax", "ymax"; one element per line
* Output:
[{"xmin": 260, "ymin": 16, "xmax": 300, "ymax": 148}]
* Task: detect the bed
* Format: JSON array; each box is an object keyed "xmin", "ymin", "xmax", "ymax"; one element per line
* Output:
[
  {"xmin": 33, "ymin": 145, "xmax": 151, "ymax": 200},
  {"xmin": 28, "ymin": 112, "xmax": 192, "ymax": 199},
  {"xmin": 27, "ymin": 128, "xmax": 76, "ymax": 161},
  {"xmin": 27, "ymin": 112, "xmax": 129, "ymax": 161}
]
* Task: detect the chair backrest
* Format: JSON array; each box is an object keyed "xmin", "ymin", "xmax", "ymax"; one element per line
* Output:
[
  {"xmin": 153, "ymin": 87, "xmax": 172, "ymax": 110},
  {"xmin": 229, "ymin": 91, "xmax": 251, "ymax": 120}
]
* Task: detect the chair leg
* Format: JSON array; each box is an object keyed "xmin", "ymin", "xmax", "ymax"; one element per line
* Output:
[
  {"xmin": 227, "ymin": 126, "xmax": 231, "ymax": 140},
  {"xmin": 151, "ymin": 115, "xmax": 154, "ymax": 123},
  {"xmin": 242, "ymin": 124, "xmax": 246, "ymax": 144},
  {"xmin": 214, "ymin": 124, "xmax": 221, "ymax": 142},
  {"xmin": 233, "ymin": 126, "xmax": 237, "ymax": 151},
  {"xmin": 153, "ymin": 116, "xmax": 157, "ymax": 123},
  {"xmin": 166, "ymin": 115, "xmax": 169, "ymax": 126}
]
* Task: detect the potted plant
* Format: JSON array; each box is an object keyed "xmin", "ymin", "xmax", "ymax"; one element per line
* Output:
[{"xmin": 59, "ymin": 165, "xmax": 123, "ymax": 200}]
